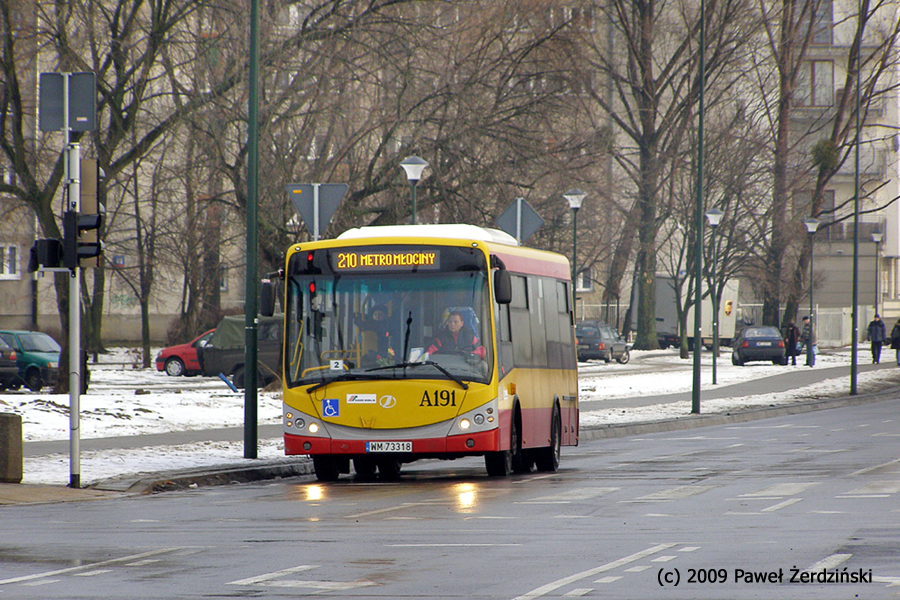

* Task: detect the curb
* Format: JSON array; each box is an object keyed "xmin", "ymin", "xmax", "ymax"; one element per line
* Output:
[{"xmin": 91, "ymin": 457, "xmax": 314, "ymax": 495}]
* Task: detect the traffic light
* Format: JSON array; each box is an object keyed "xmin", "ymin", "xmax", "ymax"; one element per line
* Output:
[
  {"xmin": 62, "ymin": 209, "xmax": 104, "ymax": 270},
  {"xmin": 28, "ymin": 238, "xmax": 63, "ymax": 272}
]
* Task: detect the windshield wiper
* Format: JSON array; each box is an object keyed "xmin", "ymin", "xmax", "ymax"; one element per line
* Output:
[
  {"xmin": 367, "ymin": 361, "xmax": 469, "ymax": 390},
  {"xmin": 305, "ymin": 371, "xmax": 391, "ymax": 393}
]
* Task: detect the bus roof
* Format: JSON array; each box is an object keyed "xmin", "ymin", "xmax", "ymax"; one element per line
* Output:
[{"xmin": 337, "ymin": 224, "xmax": 519, "ymax": 246}]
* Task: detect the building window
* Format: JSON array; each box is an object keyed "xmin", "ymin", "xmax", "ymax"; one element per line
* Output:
[
  {"xmin": 219, "ymin": 265, "xmax": 228, "ymax": 292},
  {"xmin": 576, "ymin": 267, "xmax": 593, "ymax": 292},
  {"xmin": 0, "ymin": 245, "xmax": 19, "ymax": 279},
  {"xmin": 797, "ymin": 61, "xmax": 833, "ymax": 107},
  {"xmin": 809, "ymin": 0, "xmax": 833, "ymax": 45}
]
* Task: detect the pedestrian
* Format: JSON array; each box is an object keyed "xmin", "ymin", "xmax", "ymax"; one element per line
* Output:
[
  {"xmin": 783, "ymin": 319, "xmax": 801, "ymax": 366},
  {"xmin": 867, "ymin": 314, "xmax": 887, "ymax": 364},
  {"xmin": 891, "ymin": 318, "xmax": 900, "ymax": 366},
  {"xmin": 800, "ymin": 315, "xmax": 817, "ymax": 366}
]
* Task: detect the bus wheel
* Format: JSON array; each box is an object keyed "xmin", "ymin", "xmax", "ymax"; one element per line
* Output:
[
  {"xmin": 485, "ymin": 418, "xmax": 519, "ymax": 477},
  {"xmin": 535, "ymin": 404, "xmax": 561, "ymax": 472},
  {"xmin": 377, "ymin": 458, "xmax": 402, "ymax": 480},
  {"xmin": 353, "ymin": 456, "xmax": 377, "ymax": 478},
  {"xmin": 313, "ymin": 456, "xmax": 340, "ymax": 481}
]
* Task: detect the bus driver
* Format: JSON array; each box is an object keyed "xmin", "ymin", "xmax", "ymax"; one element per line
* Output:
[{"xmin": 427, "ymin": 310, "xmax": 486, "ymax": 359}]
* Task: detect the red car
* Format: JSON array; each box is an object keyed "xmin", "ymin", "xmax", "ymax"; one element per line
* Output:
[{"xmin": 155, "ymin": 329, "xmax": 215, "ymax": 377}]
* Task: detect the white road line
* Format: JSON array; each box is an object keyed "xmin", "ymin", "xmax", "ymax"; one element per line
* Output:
[
  {"xmin": 226, "ymin": 565, "xmax": 375, "ymax": 591},
  {"xmin": 849, "ymin": 458, "xmax": 900, "ymax": 477},
  {"xmin": 762, "ymin": 498, "xmax": 803, "ymax": 512},
  {"xmin": 740, "ymin": 482, "xmax": 818, "ymax": 497},
  {"xmin": 804, "ymin": 554, "xmax": 852, "ymax": 572},
  {"xmin": 520, "ymin": 488, "xmax": 620, "ymax": 504},
  {"xmin": 0, "ymin": 547, "xmax": 187, "ymax": 586},
  {"xmin": 843, "ymin": 481, "xmax": 900, "ymax": 495},
  {"xmin": 510, "ymin": 543, "xmax": 677, "ymax": 600},
  {"xmin": 563, "ymin": 589, "xmax": 592, "ymax": 597},
  {"xmin": 227, "ymin": 565, "xmax": 317, "ymax": 586},
  {"xmin": 388, "ymin": 543, "xmax": 520, "ymax": 547},
  {"xmin": 629, "ymin": 485, "xmax": 716, "ymax": 502}
]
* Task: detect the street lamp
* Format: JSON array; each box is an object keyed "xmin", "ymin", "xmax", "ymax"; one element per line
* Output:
[
  {"xmin": 872, "ymin": 231, "xmax": 883, "ymax": 315},
  {"xmin": 400, "ymin": 156, "xmax": 428, "ymax": 225},
  {"xmin": 705, "ymin": 208, "xmax": 723, "ymax": 385},
  {"xmin": 804, "ymin": 218, "xmax": 820, "ymax": 367},
  {"xmin": 564, "ymin": 189, "xmax": 586, "ymax": 318}
]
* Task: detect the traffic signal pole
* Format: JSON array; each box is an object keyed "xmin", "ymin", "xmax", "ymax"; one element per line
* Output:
[{"xmin": 64, "ymin": 81, "xmax": 82, "ymax": 489}]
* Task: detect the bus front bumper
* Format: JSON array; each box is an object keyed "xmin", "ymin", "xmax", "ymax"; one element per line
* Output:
[{"xmin": 284, "ymin": 428, "xmax": 501, "ymax": 456}]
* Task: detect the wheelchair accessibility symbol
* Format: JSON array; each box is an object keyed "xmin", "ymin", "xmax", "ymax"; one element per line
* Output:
[{"xmin": 322, "ymin": 398, "xmax": 339, "ymax": 417}]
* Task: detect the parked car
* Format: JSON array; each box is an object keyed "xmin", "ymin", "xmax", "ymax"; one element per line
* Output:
[
  {"xmin": 575, "ymin": 321, "xmax": 630, "ymax": 364},
  {"xmin": 731, "ymin": 325, "xmax": 786, "ymax": 366},
  {"xmin": 197, "ymin": 314, "xmax": 282, "ymax": 388},
  {"xmin": 0, "ymin": 337, "xmax": 19, "ymax": 391},
  {"xmin": 0, "ymin": 330, "xmax": 61, "ymax": 391},
  {"xmin": 156, "ymin": 329, "xmax": 215, "ymax": 377}
]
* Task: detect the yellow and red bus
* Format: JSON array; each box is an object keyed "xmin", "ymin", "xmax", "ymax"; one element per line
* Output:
[{"xmin": 261, "ymin": 224, "xmax": 578, "ymax": 481}]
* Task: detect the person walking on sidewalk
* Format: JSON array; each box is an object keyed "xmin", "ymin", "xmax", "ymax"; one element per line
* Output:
[
  {"xmin": 867, "ymin": 314, "xmax": 887, "ymax": 364},
  {"xmin": 783, "ymin": 319, "xmax": 801, "ymax": 366},
  {"xmin": 800, "ymin": 316, "xmax": 817, "ymax": 366},
  {"xmin": 891, "ymin": 318, "xmax": 900, "ymax": 366}
]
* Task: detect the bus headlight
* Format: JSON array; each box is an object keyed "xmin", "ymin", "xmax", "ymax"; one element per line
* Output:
[
  {"xmin": 309, "ymin": 422, "xmax": 319, "ymax": 434},
  {"xmin": 459, "ymin": 418, "xmax": 471, "ymax": 430}
]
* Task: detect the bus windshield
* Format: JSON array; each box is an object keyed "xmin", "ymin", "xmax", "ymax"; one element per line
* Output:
[{"xmin": 284, "ymin": 247, "xmax": 493, "ymax": 389}]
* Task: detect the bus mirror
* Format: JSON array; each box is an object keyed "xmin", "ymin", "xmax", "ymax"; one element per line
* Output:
[
  {"xmin": 494, "ymin": 269, "xmax": 512, "ymax": 304},
  {"xmin": 260, "ymin": 280, "xmax": 276, "ymax": 317}
]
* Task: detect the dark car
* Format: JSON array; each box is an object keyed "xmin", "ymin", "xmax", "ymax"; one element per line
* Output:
[
  {"xmin": 0, "ymin": 330, "xmax": 61, "ymax": 391},
  {"xmin": 0, "ymin": 337, "xmax": 19, "ymax": 391},
  {"xmin": 198, "ymin": 314, "xmax": 282, "ymax": 388},
  {"xmin": 156, "ymin": 329, "xmax": 215, "ymax": 377},
  {"xmin": 731, "ymin": 326, "xmax": 786, "ymax": 366},
  {"xmin": 575, "ymin": 321, "xmax": 630, "ymax": 364}
]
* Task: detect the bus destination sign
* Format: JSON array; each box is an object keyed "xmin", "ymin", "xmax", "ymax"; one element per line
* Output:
[{"xmin": 332, "ymin": 249, "xmax": 441, "ymax": 272}]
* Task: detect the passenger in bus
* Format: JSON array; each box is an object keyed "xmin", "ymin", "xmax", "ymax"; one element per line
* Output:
[
  {"xmin": 427, "ymin": 309, "xmax": 486, "ymax": 359},
  {"xmin": 359, "ymin": 304, "xmax": 393, "ymax": 359}
]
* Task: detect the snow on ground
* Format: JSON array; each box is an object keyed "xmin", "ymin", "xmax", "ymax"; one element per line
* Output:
[{"xmin": 2, "ymin": 347, "xmax": 898, "ymax": 486}]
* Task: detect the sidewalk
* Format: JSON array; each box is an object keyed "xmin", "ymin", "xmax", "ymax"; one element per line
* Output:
[{"xmin": 3, "ymin": 359, "xmax": 899, "ymax": 506}]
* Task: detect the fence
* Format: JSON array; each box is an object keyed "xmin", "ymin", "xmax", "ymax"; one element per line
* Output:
[{"xmin": 737, "ymin": 304, "xmax": 875, "ymax": 348}]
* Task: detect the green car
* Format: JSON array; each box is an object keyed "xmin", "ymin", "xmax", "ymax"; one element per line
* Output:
[{"xmin": 0, "ymin": 330, "xmax": 61, "ymax": 392}]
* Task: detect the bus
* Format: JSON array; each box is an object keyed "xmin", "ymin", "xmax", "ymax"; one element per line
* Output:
[{"xmin": 260, "ymin": 224, "xmax": 578, "ymax": 481}]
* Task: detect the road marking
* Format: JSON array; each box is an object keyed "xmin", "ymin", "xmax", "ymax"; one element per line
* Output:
[
  {"xmin": 629, "ymin": 485, "xmax": 716, "ymax": 502},
  {"xmin": 595, "ymin": 576, "xmax": 622, "ymax": 583},
  {"xmin": 519, "ymin": 487, "xmax": 619, "ymax": 504},
  {"xmin": 740, "ymin": 482, "xmax": 817, "ymax": 497},
  {"xmin": 227, "ymin": 565, "xmax": 375, "ymax": 591},
  {"xmin": 842, "ymin": 481, "xmax": 900, "ymax": 495},
  {"xmin": 510, "ymin": 543, "xmax": 677, "ymax": 600},
  {"xmin": 228, "ymin": 565, "xmax": 316, "ymax": 586},
  {"xmin": 804, "ymin": 554, "xmax": 851, "ymax": 572},
  {"xmin": 624, "ymin": 566, "xmax": 651, "ymax": 572},
  {"xmin": 762, "ymin": 498, "xmax": 802, "ymax": 512},
  {"xmin": 0, "ymin": 547, "xmax": 187, "ymax": 586},
  {"xmin": 850, "ymin": 459, "xmax": 900, "ymax": 477},
  {"xmin": 388, "ymin": 543, "xmax": 520, "ymax": 547},
  {"xmin": 563, "ymin": 589, "xmax": 592, "ymax": 596}
]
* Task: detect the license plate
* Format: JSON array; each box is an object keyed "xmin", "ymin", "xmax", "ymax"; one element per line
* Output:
[
  {"xmin": 366, "ymin": 441, "xmax": 412, "ymax": 453},
  {"xmin": 756, "ymin": 341, "xmax": 772, "ymax": 346}
]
